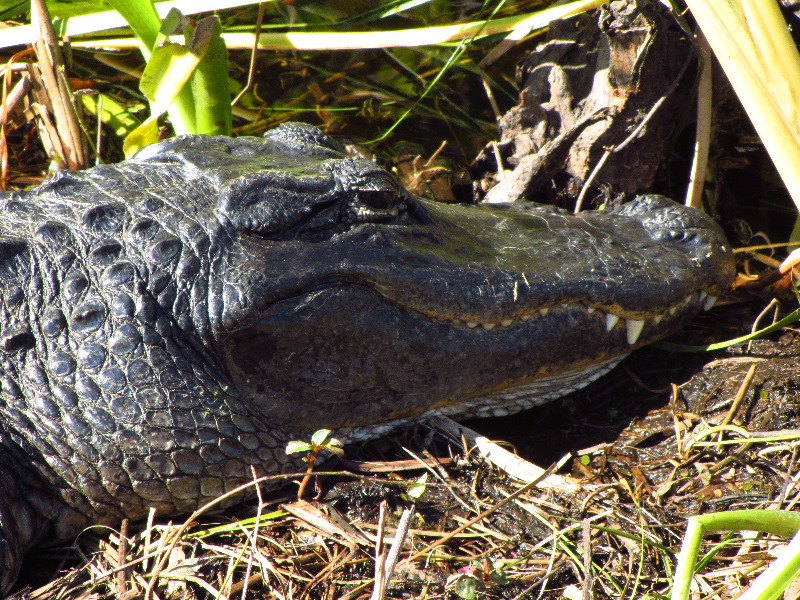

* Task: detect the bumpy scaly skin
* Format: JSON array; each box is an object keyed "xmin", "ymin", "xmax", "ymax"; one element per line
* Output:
[
  {"xmin": 0, "ymin": 140, "xmax": 303, "ymax": 593},
  {"xmin": 0, "ymin": 123, "xmax": 734, "ymax": 593}
]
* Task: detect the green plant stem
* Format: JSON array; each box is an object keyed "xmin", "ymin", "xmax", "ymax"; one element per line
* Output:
[
  {"xmin": 671, "ymin": 510, "xmax": 800, "ymax": 600},
  {"xmin": 656, "ymin": 308, "xmax": 800, "ymax": 352},
  {"xmin": 296, "ymin": 454, "xmax": 317, "ymax": 499},
  {"xmin": 101, "ymin": 0, "xmax": 199, "ymax": 136},
  {"xmin": 189, "ymin": 17, "xmax": 232, "ymax": 135}
]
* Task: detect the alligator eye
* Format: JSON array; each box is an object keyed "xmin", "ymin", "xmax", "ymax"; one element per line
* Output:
[{"xmin": 357, "ymin": 190, "xmax": 395, "ymax": 210}]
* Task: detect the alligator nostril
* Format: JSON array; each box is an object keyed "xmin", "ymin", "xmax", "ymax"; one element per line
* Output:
[{"xmin": 657, "ymin": 229, "xmax": 693, "ymax": 243}]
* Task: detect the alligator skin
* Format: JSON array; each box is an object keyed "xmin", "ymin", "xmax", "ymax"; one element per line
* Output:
[{"xmin": 0, "ymin": 123, "xmax": 734, "ymax": 593}]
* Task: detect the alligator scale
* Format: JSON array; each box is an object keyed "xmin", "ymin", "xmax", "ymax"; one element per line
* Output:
[{"xmin": 0, "ymin": 123, "xmax": 733, "ymax": 591}]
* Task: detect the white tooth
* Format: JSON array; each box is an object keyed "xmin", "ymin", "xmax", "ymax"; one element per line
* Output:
[
  {"xmin": 626, "ymin": 319, "xmax": 645, "ymax": 345},
  {"xmin": 482, "ymin": 323, "xmax": 495, "ymax": 331},
  {"xmin": 703, "ymin": 295, "xmax": 717, "ymax": 311},
  {"xmin": 540, "ymin": 307, "xmax": 549, "ymax": 316},
  {"xmin": 699, "ymin": 290, "xmax": 708, "ymax": 303},
  {"xmin": 653, "ymin": 314, "xmax": 663, "ymax": 324},
  {"xmin": 466, "ymin": 321, "xmax": 478, "ymax": 328},
  {"xmin": 685, "ymin": 294, "xmax": 693, "ymax": 304},
  {"xmin": 520, "ymin": 314, "xmax": 530, "ymax": 321},
  {"xmin": 500, "ymin": 319, "xmax": 513, "ymax": 327},
  {"xmin": 606, "ymin": 313, "xmax": 619, "ymax": 331},
  {"xmin": 669, "ymin": 306, "xmax": 678, "ymax": 316},
  {"xmin": 587, "ymin": 307, "xmax": 595, "ymax": 314}
]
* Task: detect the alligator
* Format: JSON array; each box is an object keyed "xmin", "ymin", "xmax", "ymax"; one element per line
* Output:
[{"xmin": 0, "ymin": 122, "xmax": 733, "ymax": 593}]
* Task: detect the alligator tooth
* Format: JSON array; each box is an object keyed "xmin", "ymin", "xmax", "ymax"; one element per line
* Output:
[
  {"xmin": 520, "ymin": 314, "xmax": 530, "ymax": 322},
  {"xmin": 653, "ymin": 314, "xmax": 663, "ymax": 325},
  {"xmin": 539, "ymin": 307, "xmax": 549, "ymax": 316},
  {"xmin": 703, "ymin": 295, "xmax": 717, "ymax": 311},
  {"xmin": 669, "ymin": 306, "xmax": 678, "ymax": 316},
  {"xmin": 685, "ymin": 294, "xmax": 694, "ymax": 304},
  {"xmin": 606, "ymin": 313, "xmax": 620, "ymax": 331},
  {"xmin": 626, "ymin": 319, "xmax": 645, "ymax": 345},
  {"xmin": 482, "ymin": 323, "xmax": 495, "ymax": 331},
  {"xmin": 466, "ymin": 321, "xmax": 478, "ymax": 328},
  {"xmin": 587, "ymin": 307, "xmax": 595, "ymax": 314},
  {"xmin": 699, "ymin": 290, "xmax": 708, "ymax": 304},
  {"xmin": 500, "ymin": 319, "xmax": 513, "ymax": 327}
]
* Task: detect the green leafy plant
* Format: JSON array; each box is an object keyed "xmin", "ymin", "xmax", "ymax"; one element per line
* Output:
[
  {"xmin": 446, "ymin": 558, "xmax": 510, "ymax": 600},
  {"xmin": 406, "ymin": 472, "xmax": 428, "ymax": 500},
  {"xmin": 101, "ymin": 0, "xmax": 231, "ymax": 154},
  {"xmin": 285, "ymin": 428, "xmax": 344, "ymax": 499}
]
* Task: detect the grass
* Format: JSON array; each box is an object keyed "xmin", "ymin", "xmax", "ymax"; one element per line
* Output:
[
  {"xmin": 0, "ymin": 0, "xmax": 605, "ymax": 164},
  {"xmin": 682, "ymin": 0, "xmax": 800, "ymax": 213}
]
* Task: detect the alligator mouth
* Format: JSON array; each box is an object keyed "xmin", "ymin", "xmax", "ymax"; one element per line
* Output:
[{"xmin": 418, "ymin": 290, "xmax": 718, "ymax": 344}]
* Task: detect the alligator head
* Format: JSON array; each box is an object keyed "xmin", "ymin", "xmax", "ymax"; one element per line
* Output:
[{"xmin": 133, "ymin": 123, "xmax": 735, "ymax": 436}]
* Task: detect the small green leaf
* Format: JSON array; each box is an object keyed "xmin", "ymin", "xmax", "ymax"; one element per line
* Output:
[
  {"xmin": 452, "ymin": 574, "xmax": 479, "ymax": 600},
  {"xmin": 158, "ymin": 7, "xmax": 187, "ymax": 41},
  {"xmin": 285, "ymin": 441, "xmax": 313, "ymax": 455},
  {"xmin": 325, "ymin": 444, "xmax": 345, "ymax": 457},
  {"xmin": 311, "ymin": 429, "xmax": 333, "ymax": 446},
  {"xmin": 489, "ymin": 560, "xmax": 509, "ymax": 586},
  {"xmin": 122, "ymin": 116, "xmax": 159, "ymax": 158},
  {"xmin": 407, "ymin": 472, "xmax": 428, "ymax": 499}
]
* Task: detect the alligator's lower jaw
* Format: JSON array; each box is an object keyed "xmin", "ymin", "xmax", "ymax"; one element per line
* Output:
[
  {"xmin": 228, "ymin": 284, "xmax": 716, "ymax": 434},
  {"xmin": 333, "ymin": 356, "xmax": 625, "ymax": 443},
  {"xmin": 438, "ymin": 355, "xmax": 626, "ymax": 418}
]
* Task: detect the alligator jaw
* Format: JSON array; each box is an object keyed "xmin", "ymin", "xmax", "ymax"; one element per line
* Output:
[
  {"xmin": 419, "ymin": 289, "xmax": 717, "ymax": 346},
  {"xmin": 337, "ymin": 355, "xmax": 628, "ymax": 442}
]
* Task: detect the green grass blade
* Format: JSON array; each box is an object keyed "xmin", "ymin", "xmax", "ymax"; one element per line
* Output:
[
  {"xmin": 69, "ymin": 1, "xmax": 603, "ymax": 52},
  {"xmin": 655, "ymin": 307, "xmax": 800, "ymax": 352},
  {"xmin": 80, "ymin": 93, "xmax": 143, "ymax": 139},
  {"xmin": 0, "ymin": 0, "xmax": 263, "ymax": 49},
  {"xmin": 102, "ymin": 0, "xmax": 161, "ymax": 58}
]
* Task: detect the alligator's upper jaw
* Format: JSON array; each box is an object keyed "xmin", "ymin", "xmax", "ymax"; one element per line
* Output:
[
  {"xmin": 221, "ymin": 195, "xmax": 734, "ymax": 432},
  {"xmin": 363, "ymin": 194, "xmax": 734, "ymax": 322}
]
